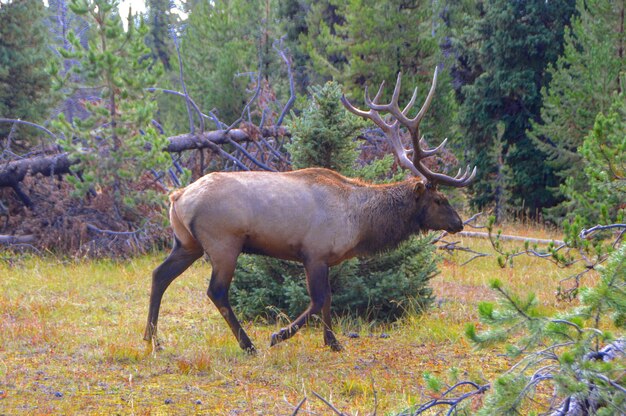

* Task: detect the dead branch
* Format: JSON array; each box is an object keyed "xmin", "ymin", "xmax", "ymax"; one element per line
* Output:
[
  {"xmin": 437, "ymin": 239, "xmax": 489, "ymax": 265},
  {"xmin": 290, "ymin": 397, "xmax": 307, "ymax": 416},
  {"xmin": 400, "ymin": 381, "xmax": 490, "ymax": 415},
  {"xmin": 549, "ymin": 339, "xmax": 626, "ymax": 416},
  {"xmin": 0, "ymin": 234, "xmax": 36, "ymax": 244},
  {"xmin": 0, "ymin": 127, "xmax": 290, "ymax": 190},
  {"xmin": 310, "ymin": 391, "xmax": 347, "ymax": 416},
  {"xmin": 164, "ymin": 127, "xmax": 289, "ymax": 152},
  {"xmin": 457, "ymin": 230, "xmax": 565, "ymax": 245}
]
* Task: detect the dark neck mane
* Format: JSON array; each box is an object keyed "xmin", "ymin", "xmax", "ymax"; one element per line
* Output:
[{"xmin": 351, "ymin": 180, "xmax": 422, "ymax": 256}]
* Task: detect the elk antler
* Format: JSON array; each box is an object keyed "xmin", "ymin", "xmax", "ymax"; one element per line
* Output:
[{"xmin": 341, "ymin": 68, "xmax": 476, "ymax": 188}]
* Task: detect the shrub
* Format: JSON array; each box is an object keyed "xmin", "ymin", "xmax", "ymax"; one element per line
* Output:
[{"xmin": 232, "ymin": 235, "xmax": 438, "ymax": 322}]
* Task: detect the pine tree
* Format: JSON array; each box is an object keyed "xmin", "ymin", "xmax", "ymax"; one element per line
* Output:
[
  {"xmin": 287, "ymin": 81, "xmax": 360, "ymax": 172},
  {"xmin": 466, "ymin": 244, "xmax": 626, "ymax": 414},
  {"xmin": 180, "ymin": 0, "xmax": 265, "ymax": 125},
  {"xmin": 146, "ymin": 0, "xmax": 175, "ymax": 71},
  {"xmin": 0, "ymin": 0, "xmax": 53, "ymax": 148},
  {"xmin": 528, "ymin": 0, "xmax": 626, "ymax": 221},
  {"xmin": 51, "ymin": 0, "xmax": 168, "ymax": 217},
  {"xmin": 455, "ymin": 0, "xmax": 577, "ymax": 215},
  {"xmin": 301, "ymin": 0, "xmax": 457, "ymax": 142},
  {"xmin": 562, "ymin": 92, "xmax": 626, "ymax": 225}
]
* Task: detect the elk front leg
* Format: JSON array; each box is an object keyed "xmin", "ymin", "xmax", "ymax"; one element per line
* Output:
[
  {"xmin": 144, "ymin": 238, "xmax": 203, "ymax": 349},
  {"xmin": 322, "ymin": 288, "xmax": 341, "ymax": 351},
  {"xmin": 206, "ymin": 251, "xmax": 256, "ymax": 353},
  {"xmin": 270, "ymin": 262, "xmax": 340, "ymax": 350}
]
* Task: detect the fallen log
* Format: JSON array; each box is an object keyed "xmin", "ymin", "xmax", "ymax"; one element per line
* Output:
[
  {"xmin": 457, "ymin": 230, "xmax": 565, "ymax": 245},
  {"xmin": 0, "ymin": 127, "xmax": 289, "ymax": 190},
  {"xmin": 0, "ymin": 153, "xmax": 73, "ymax": 188},
  {"xmin": 0, "ymin": 234, "xmax": 36, "ymax": 244},
  {"xmin": 165, "ymin": 127, "xmax": 288, "ymax": 152}
]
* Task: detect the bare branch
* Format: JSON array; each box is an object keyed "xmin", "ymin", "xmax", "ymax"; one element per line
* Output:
[
  {"xmin": 311, "ymin": 391, "xmax": 347, "ymax": 416},
  {"xmin": 579, "ymin": 224, "xmax": 626, "ymax": 240},
  {"xmin": 273, "ymin": 36, "xmax": 296, "ymax": 126},
  {"xmin": 290, "ymin": 396, "xmax": 307, "ymax": 416},
  {"xmin": 0, "ymin": 118, "xmax": 59, "ymax": 142}
]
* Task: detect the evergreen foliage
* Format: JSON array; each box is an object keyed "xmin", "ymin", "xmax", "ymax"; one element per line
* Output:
[
  {"xmin": 232, "ymin": 81, "xmax": 438, "ymax": 322},
  {"xmin": 146, "ymin": 0, "xmax": 175, "ymax": 70},
  {"xmin": 179, "ymin": 0, "xmax": 265, "ymax": 126},
  {"xmin": 454, "ymin": 0, "xmax": 577, "ymax": 215},
  {"xmin": 0, "ymin": 0, "xmax": 53, "ymax": 147},
  {"xmin": 561, "ymin": 92, "xmax": 626, "ymax": 226},
  {"xmin": 300, "ymin": 0, "xmax": 458, "ymax": 142},
  {"xmin": 232, "ymin": 235, "xmax": 438, "ymax": 322},
  {"xmin": 287, "ymin": 81, "xmax": 361, "ymax": 172},
  {"xmin": 529, "ymin": 0, "xmax": 625, "ymax": 221},
  {"xmin": 466, "ymin": 244, "xmax": 626, "ymax": 415},
  {"xmin": 50, "ymin": 0, "xmax": 169, "ymax": 216}
]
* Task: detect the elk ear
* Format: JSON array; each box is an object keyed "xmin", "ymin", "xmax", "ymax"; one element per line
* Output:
[{"xmin": 413, "ymin": 181, "xmax": 426, "ymax": 195}]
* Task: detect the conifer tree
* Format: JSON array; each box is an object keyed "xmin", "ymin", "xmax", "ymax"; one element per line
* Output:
[
  {"xmin": 51, "ymin": 0, "xmax": 168, "ymax": 217},
  {"xmin": 465, "ymin": 244, "xmax": 626, "ymax": 415},
  {"xmin": 180, "ymin": 0, "xmax": 265, "ymax": 125},
  {"xmin": 0, "ymin": 0, "xmax": 53, "ymax": 148},
  {"xmin": 529, "ymin": 0, "xmax": 626, "ymax": 220},
  {"xmin": 301, "ymin": 0, "xmax": 457, "ymax": 142},
  {"xmin": 146, "ymin": 0, "xmax": 175, "ymax": 70},
  {"xmin": 455, "ymin": 0, "xmax": 577, "ymax": 215},
  {"xmin": 562, "ymin": 92, "xmax": 626, "ymax": 225}
]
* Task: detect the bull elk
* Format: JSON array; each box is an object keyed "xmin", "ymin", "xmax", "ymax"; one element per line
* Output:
[{"xmin": 144, "ymin": 68, "xmax": 475, "ymax": 353}]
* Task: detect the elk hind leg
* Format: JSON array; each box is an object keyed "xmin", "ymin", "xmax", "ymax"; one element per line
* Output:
[{"xmin": 144, "ymin": 237, "xmax": 203, "ymax": 348}]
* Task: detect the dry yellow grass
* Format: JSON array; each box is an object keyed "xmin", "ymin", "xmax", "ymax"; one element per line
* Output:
[{"xmin": 0, "ymin": 224, "xmax": 591, "ymax": 415}]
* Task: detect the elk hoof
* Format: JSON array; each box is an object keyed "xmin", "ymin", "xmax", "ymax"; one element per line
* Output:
[
  {"xmin": 270, "ymin": 331, "xmax": 285, "ymax": 347},
  {"xmin": 145, "ymin": 336, "xmax": 164, "ymax": 354},
  {"xmin": 325, "ymin": 337, "xmax": 343, "ymax": 352},
  {"xmin": 243, "ymin": 344, "xmax": 257, "ymax": 355}
]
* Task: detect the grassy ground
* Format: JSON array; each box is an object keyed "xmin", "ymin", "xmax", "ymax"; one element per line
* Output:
[{"xmin": 0, "ymin": 224, "xmax": 589, "ymax": 415}]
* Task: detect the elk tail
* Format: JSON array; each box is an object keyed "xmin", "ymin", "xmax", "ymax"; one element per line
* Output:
[{"xmin": 168, "ymin": 189, "xmax": 201, "ymax": 250}]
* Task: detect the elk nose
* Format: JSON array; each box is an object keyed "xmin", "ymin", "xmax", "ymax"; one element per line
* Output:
[{"xmin": 449, "ymin": 218, "xmax": 464, "ymax": 234}]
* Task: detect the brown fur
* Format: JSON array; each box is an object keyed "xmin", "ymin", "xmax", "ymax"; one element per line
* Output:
[{"xmin": 144, "ymin": 168, "xmax": 463, "ymax": 353}]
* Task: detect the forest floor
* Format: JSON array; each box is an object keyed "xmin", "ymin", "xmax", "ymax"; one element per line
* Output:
[{"xmin": 0, "ymin": 223, "xmax": 590, "ymax": 415}]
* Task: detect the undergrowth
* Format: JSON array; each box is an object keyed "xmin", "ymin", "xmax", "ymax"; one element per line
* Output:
[{"xmin": 0, "ymin": 223, "xmax": 597, "ymax": 414}]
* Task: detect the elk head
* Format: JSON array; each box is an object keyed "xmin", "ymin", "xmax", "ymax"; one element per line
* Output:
[{"xmin": 341, "ymin": 67, "xmax": 476, "ymax": 234}]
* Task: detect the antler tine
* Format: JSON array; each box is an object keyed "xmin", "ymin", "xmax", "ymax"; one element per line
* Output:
[
  {"xmin": 364, "ymin": 82, "xmax": 390, "ymax": 110},
  {"xmin": 412, "ymin": 66, "xmax": 438, "ymax": 125},
  {"xmin": 402, "ymin": 87, "xmax": 419, "ymax": 115},
  {"xmin": 454, "ymin": 165, "xmax": 471, "ymax": 180},
  {"xmin": 416, "ymin": 162, "xmax": 477, "ymax": 187},
  {"xmin": 342, "ymin": 92, "xmax": 394, "ymax": 134},
  {"xmin": 418, "ymin": 137, "xmax": 448, "ymax": 158},
  {"xmin": 391, "ymin": 71, "xmax": 403, "ymax": 108},
  {"xmin": 341, "ymin": 94, "xmax": 373, "ymax": 119},
  {"xmin": 369, "ymin": 80, "xmax": 386, "ymax": 104}
]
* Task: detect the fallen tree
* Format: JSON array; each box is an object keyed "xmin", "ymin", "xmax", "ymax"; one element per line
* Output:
[{"xmin": 0, "ymin": 127, "xmax": 289, "ymax": 188}]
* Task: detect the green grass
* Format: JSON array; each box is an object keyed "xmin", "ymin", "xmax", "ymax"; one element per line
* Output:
[{"xmin": 0, "ymin": 225, "xmax": 592, "ymax": 414}]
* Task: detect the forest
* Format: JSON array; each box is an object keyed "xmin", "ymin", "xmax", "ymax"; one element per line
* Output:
[{"xmin": 0, "ymin": 0, "xmax": 625, "ymax": 414}]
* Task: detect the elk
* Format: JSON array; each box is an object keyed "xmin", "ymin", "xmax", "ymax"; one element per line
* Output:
[{"xmin": 144, "ymin": 68, "xmax": 475, "ymax": 353}]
